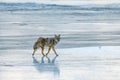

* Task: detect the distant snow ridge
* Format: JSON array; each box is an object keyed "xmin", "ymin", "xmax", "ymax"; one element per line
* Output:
[
  {"xmin": 0, "ymin": 3, "xmax": 120, "ymax": 11},
  {"xmin": 0, "ymin": 3, "xmax": 75, "ymax": 11}
]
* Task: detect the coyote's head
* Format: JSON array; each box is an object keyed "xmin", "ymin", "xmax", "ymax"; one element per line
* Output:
[{"xmin": 55, "ymin": 34, "xmax": 61, "ymax": 42}]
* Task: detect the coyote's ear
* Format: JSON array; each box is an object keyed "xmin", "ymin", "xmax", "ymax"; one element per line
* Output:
[
  {"xmin": 55, "ymin": 34, "xmax": 57, "ymax": 37},
  {"xmin": 55, "ymin": 34, "xmax": 60, "ymax": 38}
]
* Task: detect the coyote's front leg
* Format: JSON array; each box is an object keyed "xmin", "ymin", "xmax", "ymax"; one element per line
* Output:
[{"xmin": 52, "ymin": 46, "xmax": 58, "ymax": 56}]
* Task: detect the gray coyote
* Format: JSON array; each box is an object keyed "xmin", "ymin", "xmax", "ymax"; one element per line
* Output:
[{"xmin": 32, "ymin": 34, "xmax": 60, "ymax": 56}]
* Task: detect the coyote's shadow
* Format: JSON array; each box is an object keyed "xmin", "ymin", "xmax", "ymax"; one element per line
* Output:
[{"xmin": 32, "ymin": 56, "xmax": 60, "ymax": 78}]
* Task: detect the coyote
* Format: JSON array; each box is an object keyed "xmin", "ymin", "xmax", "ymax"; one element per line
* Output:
[{"xmin": 32, "ymin": 34, "xmax": 60, "ymax": 56}]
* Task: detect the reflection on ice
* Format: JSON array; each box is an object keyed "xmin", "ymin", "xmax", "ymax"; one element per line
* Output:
[{"xmin": 32, "ymin": 56, "xmax": 60, "ymax": 79}]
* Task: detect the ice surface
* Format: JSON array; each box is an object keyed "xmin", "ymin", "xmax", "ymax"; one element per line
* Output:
[{"xmin": 0, "ymin": 46, "xmax": 120, "ymax": 80}]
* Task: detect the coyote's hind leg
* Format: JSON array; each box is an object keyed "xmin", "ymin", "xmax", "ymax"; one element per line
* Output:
[
  {"xmin": 46, "ymin": 46, "xmax": 52, "ymax": 56},
  {"xmin": 32, "ymin": 48, "xmax": 37, "ymax": 56},
  {"xmin": 41, "ymin": 47, "xmax": 45, "ymax": 56}
]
